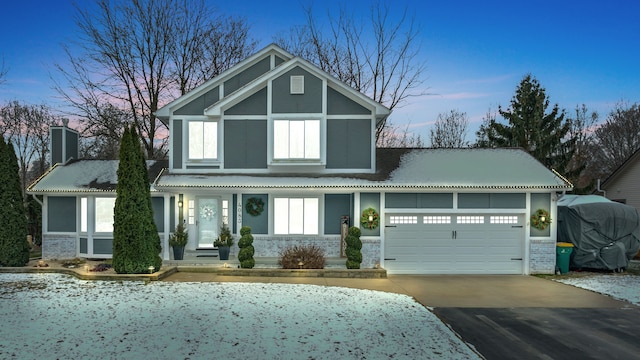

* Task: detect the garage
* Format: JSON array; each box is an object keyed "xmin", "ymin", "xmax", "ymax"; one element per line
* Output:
[{"xmin": 384, "ymin": 213, "xmax": 525, "ymax": 274}]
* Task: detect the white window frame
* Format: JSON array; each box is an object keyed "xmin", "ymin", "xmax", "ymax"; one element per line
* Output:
[
  {"xmin": 272, "ymin": 119, "xmax": 320, "ymax": 161},
  {"xmin": 188, "ymin": 119, "xmax": 218, "ymax": 161},
  {"xmin": 94, "ymin": 197, "xmax": 116, "ymax": 233},
  {"xmin": 273, "ymin": 197, "xmax": 319, "ymax": 235}
]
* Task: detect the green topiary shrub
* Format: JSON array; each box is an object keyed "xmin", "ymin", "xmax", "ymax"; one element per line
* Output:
[
  {"xmin": 237, "ymin": 226, "xmax": 255, "ymax": 268},
  {"xmin": 279, "ymin": 244, "xmax": 326, "ymax": 269},
  {"xmin": 345, "ymin": 226, "xmax": 362, "ymax": 269}
]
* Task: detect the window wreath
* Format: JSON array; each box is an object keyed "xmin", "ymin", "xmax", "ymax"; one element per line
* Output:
[
  {"xmin": 360, "ymin": 207, "xmax": 379, "ymax": 230},
  {"xmin": 531, "ymin": 209, "xmax": 551, "ymax": 230},
  {"xmin": 246, "ymin": 197, "xmax": 265, "ymax": 217}
]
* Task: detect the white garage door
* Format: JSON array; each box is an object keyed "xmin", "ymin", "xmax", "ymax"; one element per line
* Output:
[{"xmin": 384, "ymin": 214, "xmax": 524, "ymax": 274}]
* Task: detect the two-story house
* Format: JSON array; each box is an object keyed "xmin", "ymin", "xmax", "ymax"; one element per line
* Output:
[{"xmin": 28, "ymin": 44, "xmax": 572, "ymax": 274}]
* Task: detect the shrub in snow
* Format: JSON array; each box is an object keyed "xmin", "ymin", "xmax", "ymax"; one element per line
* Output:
[
  {"xmin": 279, "ymin": 245, "xmax": 326, "ymax": 269},
  {"xmin": 345, "ymin": 226, "xmax": 363, "ymax": 269},
  {"xmin": 238, "ymin": 226, "xmax": 255, "ymax": 268},
  {"xmin": 0, "ymin": 137, "xmax": 30, "ymax": 267}
]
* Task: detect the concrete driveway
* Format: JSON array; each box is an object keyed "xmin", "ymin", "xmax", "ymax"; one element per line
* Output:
[{"xmin": 164, "ymin": 273, "xmax": 640, "ymax": 359}]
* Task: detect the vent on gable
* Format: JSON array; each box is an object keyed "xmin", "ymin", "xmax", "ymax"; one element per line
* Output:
[{"xmin": 290, "ymin": 75, "xmax": 304, "ymax": 94}]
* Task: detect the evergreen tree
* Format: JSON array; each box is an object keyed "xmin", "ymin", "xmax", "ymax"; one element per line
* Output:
[
  {"xmin": 112, "ymin": 126, "xmax": 162, "ymax": 273},
  {"xmin": 477, "ymin": 74, "xmax": 576, "ymax": 177},
  {"xmin": 0, "ymin": 137, "xmax": 30, "ymax": 266}
]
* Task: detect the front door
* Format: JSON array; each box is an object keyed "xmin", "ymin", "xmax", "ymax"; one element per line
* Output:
[{"xmin": 197, "ymin": 197, "xmax": 219, "ymax": 248}]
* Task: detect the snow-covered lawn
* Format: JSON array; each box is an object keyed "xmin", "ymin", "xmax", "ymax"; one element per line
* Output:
[
  {"xmin": 0, "ymin": 273, "xmax": 479, "ymax": 359},
  {"xmin": 555, "ymin": 274, "xmax": 640, "ymax": 306}
]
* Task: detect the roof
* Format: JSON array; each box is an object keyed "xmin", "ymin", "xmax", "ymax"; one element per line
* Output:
[
  {"xmin": 155, "ymin": 43, "xmax": 391, "ymax": 124},
  {"xmin": 154, "ymin": 148, "xmax": 572, "ymax": 191},
  {"xmin": 600, "ymin": 147, "xmax": 640, "ymax": 188},
  {"xmin": 27, "ymin": 160, "xmax": 167, "ymax": 193}
]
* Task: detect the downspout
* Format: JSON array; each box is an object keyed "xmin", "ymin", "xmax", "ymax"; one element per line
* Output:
[
  {"xmin": 31, "ymin": 193, "xmax": 43, "ymax": 207},
  {"xmin": 596, "ymin": 179, "xmax": 607, "ymax": 198}
]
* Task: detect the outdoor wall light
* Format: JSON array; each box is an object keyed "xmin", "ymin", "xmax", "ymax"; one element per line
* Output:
[
  {"xmin": 368, "ymin": 215, "xmax": 374, "ymax": 222},
  {"xmin": 539, "ymin": 216, "xmax": 546, "ymax": 223},
  {"xmin": 178, "ymin": 201, "xmax": 183, "ymax": 208}
]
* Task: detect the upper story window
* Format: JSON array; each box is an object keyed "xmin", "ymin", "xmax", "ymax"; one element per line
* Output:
[
  {"xmin": 188, "ymin": 121, "xmax": 218, "ymax": 160},
  {"xmin": 273, "ymin": 119, "xmax": 319, "ymax": 160}
]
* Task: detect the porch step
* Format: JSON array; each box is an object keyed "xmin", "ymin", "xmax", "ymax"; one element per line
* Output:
[{"xmin": 192, "ymin": 248, "xmax": 218, "ymax": 258}]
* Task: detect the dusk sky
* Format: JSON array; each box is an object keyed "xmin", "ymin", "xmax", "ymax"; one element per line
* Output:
[{"xmin": 1, "ymin": 0, "xmax": 639, "ymax": 142}]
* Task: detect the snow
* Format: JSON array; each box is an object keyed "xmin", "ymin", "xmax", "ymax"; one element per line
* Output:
[
  {"xmin": 555, "ymin": 274, "xmax": 640, "ymax": 306},
  {"xmin": 0, "ymin": 273, "xmax": 479, "ymax": 359}
]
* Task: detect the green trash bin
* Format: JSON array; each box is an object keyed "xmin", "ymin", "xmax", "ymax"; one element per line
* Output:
[{"xmin": 556, "ymin": 242, "xmax": 574, "ymax": 274}]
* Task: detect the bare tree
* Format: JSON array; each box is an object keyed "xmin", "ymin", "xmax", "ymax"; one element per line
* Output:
[
  {"xmin": 588, "ymin": 101, "xmax": 640, "ymax": 180},
  {"xmin": 55, "ymin": 0, "xmax": 256, "ymax": 159},
  {"xmin": 0, "ymin": 101, "xmax": 58, "ymax": 197},
  {"xmin": 274, "ymin": 1, "xmax": 427, "ymax": 144},
  {"xmin": 430, "ymin": 110, "xmax": 469, "ymax": 148},
  {"xmin": 0, "ymin": 56, "xmax": 7, "ymax": 85},
  {"xmin": 565, "ymin": 104, "xmax": 599, "ymax": 192},
  {"xmin": 377, "ymin": 122, "xmax": 424, "ymax": 148}
]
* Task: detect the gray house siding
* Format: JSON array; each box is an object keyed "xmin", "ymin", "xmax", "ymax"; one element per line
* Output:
[
  {"xmin": 65, "ymin": 131, "xmax": 78, "ymax": 162},
  {"xmin": 152, "ymin": 197, "xmax": 164, "ymax": 232},
  {"xmin": 386, "ymin": 193, "xmax": 454, "ymax": 208},
  {"xmin": 275, "ymin": 55, "xmax": 285, "ymax": 66},
  {"xmin": 51, "ymin": 128, "xmax": 62, "ymax": 164},
  {"xmin": 242, "ymin": 194, "xmax": 268, "ymax": 234},
  {"xmin": 272, "ymin": 67, "xmax": 322, "ymax": 114},
  {"xmin": 530, "ymin": 193, "xmax": 551, "ymax": 237},
  {"xmin": 224, "ymin": 56, "xmax": 271, "ymax": 96},
  {"xmin": 174, "ymin": 87, "xmax": 220, "ymax": 115},
  {"xmin": 458, "ymin": 193, "xmax": 525, "ymax": 209},
  {"xmin": 47, "ymin": 196, "xmax": 76, "ymax": 232},
  {"xmin": 360, "ymin": 192, "xmax": 380, "ymax": 236},
  {"xmin": 225, "ymin": 87, "xmax": 267, "ymax": 115},
  {"xmin": 224, "ymin": 120, "xmax": 268, "ymax": 169},
  {"xmin": 325, "ymin": 194, "xmax": 352, "ymax": 234},
  {"xmin": 326, "ymin": 119, "xmax": 371, "ymax": 169},
  {"xmin": 327, "ymin": 86, "xmax": 371, "ymax": 115},
  {"xmin": 172, "ymin": 120, "xmax": 183, "ymax": 169}
]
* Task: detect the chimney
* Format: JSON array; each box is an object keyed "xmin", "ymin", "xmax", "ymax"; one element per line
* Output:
[{"xmin": 50, "ymin": 120, "xmax": 79, "ymax": 165}]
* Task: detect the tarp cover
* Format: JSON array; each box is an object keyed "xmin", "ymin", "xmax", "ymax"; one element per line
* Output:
[{"xmin": 558, "ymin": 195, "xmax": 640, "ymax": 270}]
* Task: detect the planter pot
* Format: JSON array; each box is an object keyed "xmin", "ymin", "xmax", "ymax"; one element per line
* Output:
[
  {"xmin": 218, "ymin": 246, "xmax": 230, "ymax": 260},
  {"xmin": 172, "ymin": 246, "xmax": 185, "ymax": 260}
]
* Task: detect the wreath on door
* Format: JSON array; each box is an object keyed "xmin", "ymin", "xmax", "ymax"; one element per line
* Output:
[
  {"xmin": 531, "ymin": 209, "xmax": 551, "ymax": 230},
  {"xmin": 246, "ymin": 197, "xmax": 265, "ymax": 217},
  {"xmin": 360, "ymin": 208, "xmax": 379, "ymax": 230}
]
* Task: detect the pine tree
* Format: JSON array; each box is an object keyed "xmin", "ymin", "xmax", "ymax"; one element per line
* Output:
[
  {"xmin": 112, "ymin": 126, "xmax": 162, "ymax": 273},
  {"xmin": 478, "ymin": 74, "xmax": 576, "ymax": 176},
  {"xmin": 0, "ymin": 137, "xmax": 30, "ymax": 266}
]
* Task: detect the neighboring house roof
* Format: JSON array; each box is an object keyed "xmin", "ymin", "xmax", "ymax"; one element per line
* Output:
[
  {"xmin": 27, "ymin": 160, "xmax": 167, "ymax": 193},
  {"xmin": 600, "ymin": 147, "xmax": 640, "ymax": 189},
  {"xmin": 154, "ymin": 148, "xmax": 572, "ymax": 190}
]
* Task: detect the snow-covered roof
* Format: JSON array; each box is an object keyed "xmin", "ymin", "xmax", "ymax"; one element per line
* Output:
[
  {"xmin": 27, "ymin": 149, "xmax": 571, "ymax": 194},
  {"xmin": 27, "ymin": 160, "xmax": 167, "ymax": 193},
  {"xmin": 154, "ymin": 148, "xmax": 572, "ymax": 191}
]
